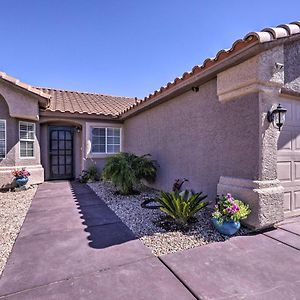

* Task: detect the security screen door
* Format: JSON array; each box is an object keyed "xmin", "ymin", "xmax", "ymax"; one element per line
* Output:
[{"xmin": 49, "ymin": 126, "xmax": 74, "ymax": 180}]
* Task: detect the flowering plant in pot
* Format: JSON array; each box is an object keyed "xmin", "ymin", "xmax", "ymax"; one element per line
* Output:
[
  {"xmin": 212, "ymin": 193, "xmax": 251, "ymax": 236},
  {"xmin": 12, "ymin": 168, "xmax": 31, "ymax": 187}
]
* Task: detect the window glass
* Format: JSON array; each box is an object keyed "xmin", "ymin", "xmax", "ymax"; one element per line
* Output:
[
  {"xmin": 19, "ymin": 121, "xmax": 35, "ymax": 158},
  {"xmin": 91, "ymin": 127, "xmax": 121, "ymax": 154}
]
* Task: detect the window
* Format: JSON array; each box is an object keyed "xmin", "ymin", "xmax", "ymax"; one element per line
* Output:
[
  {"xmin": 91, "ymin": 127, "xmax": 121, "ymax": 154},
  {"xmin": 0, "ymin": 120, "xmax": 6, "ymax": 159},
  {"xmin": 19, "ymin": 121, "xmax": 35, "ymax": 158}
]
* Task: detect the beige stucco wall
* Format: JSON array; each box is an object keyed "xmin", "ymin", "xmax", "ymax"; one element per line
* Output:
[
  {"xmin": 123, "ymin": 43, "xmax": 300, "ymax": 229},
  {"xmin": 216, "ymin": 44, "xmax": 300, "ymax": 228},
  {"xmin": 283, "ymin": 39, "xmax": 300, "ymax": 93},
  {"xmin": 0, "ymin": 93, "xmax": 44, "ymax": 188},
  {"xmin": 0, "ymin": 81, "xmax": 40, "ymax": 121},
  {"xmin": 217, "ymin": 46, "xmax": 284, "ymax": 103},
  {"xmin": 0, "ymin": 95, "xmax": 17, "ymax": 167},
  {"xmin": 123, "ymin": 79, "xmax": 259, "ymax": 198}
]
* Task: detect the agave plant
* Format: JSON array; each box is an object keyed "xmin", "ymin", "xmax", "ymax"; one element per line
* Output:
[
  {"xmin": 102, "ymin": 152, "xmax": 157, "ymax": 195},
  {"xmin": 155, "ymin": 190, "xmax": 208, "ymax": 225}
]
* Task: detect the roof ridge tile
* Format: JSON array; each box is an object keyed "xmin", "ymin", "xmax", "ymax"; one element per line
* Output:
[{"xmin": 119, "ymin": 20, "xmax": 300, "ymax": 116}]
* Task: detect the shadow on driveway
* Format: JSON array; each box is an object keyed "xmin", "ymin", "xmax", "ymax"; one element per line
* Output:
[{"xmin": 70, "ymin": 181, "xmax": 137, "ymax": 249}]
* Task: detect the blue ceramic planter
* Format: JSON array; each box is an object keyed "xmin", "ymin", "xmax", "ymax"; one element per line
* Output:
[
  {"xmin": 15, "ymin": 177, "xmax": 29, "ymax": 187},
  {"xmin": 212, "ymin": 218, "xmax": 240, "ymax": 236}
]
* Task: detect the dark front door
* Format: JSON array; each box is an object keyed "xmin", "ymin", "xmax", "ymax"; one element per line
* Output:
[{"xmin": 49, "ymin": 126, "xmax": 74, "ymax": 180}]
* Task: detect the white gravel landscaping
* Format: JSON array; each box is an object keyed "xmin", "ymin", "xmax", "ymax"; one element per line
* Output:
[
  {"xmin": 0, "ymin": 186, "xmax": 37, "ymax": 275},
  {"xmin": 88, "ymin": 181, "xmax": 251, "ymax": 256}
]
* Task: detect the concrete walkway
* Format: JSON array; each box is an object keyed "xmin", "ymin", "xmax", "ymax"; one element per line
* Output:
[
  {"xmin": 0, "ymin": 181, "xmax": 194, "ymax": 300},
  {"xmin": 0, "ymin": 181, "xmax": 300, "ymax": 299}
]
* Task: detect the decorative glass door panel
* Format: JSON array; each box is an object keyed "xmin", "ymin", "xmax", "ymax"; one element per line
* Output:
[{"xmin": 49, "ymin": 127, "xmax": 74, "ymax": 179}]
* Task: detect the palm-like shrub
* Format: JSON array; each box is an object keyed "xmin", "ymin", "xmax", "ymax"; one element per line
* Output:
[
  {"xmin": 102, "ymin": 152, "xmax": 157, "ymax": 195},
  {"xmin": 155, "ymin": 190, "xmax": 208, "ymax": 225}
]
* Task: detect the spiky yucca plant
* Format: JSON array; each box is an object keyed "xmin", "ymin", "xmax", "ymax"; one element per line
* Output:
[
  {"xmin": 102, "ymin": 152, "xmax": 157, "ymax": 195},
  {"xmin": 155, "ymin": 190, "xmax": 208, "ymax": 225}
]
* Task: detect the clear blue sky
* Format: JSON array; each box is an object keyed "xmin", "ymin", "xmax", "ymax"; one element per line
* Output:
[{"xmin": 1, "ymin": 1, "xmax": 300, "ymax": 98}]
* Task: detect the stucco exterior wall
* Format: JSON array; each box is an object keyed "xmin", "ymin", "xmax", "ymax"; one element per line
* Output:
[
  {"xmin": 216, "ymin": 45, "xmax": 295, "ymax": 228},
  {"xmin": 0, "ymin": 81, "xmax": 40, "ymax": 121},
  {"xmin": 0, "ymin": 95, "xmax": 17, "ymax": 167},
  {"xmin": 123, "ymin": 79, "xmax": 259, "ymax": 198},
  {"xmin": 283, "ymin": 39, "xmax": 300, "ymax": 93},
  {"xmin": 0, "ymin": 94, "xmax": 44, "ymax": 188},
  {"xmin": 217, "ymin": 46, "xmax": 284, "ymax": 103}
]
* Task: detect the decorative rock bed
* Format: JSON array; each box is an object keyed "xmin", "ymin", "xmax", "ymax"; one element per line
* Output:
[
  {"xmin": 88, "ymin": 182, "xmax": 251, "ymax": 256},
  {"xmin": 0, "ymin": 186, "xmax": 37, "ymax": 275}
]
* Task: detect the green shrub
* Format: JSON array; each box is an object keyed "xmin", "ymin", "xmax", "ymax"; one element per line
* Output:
[
  {"xmin": 80, "ymin": 165, "xmax": 100, "ymax": 183},
  {"xmin": 102, "ymin": 152, "xmax": 157, "ymax": 195},
  {"xmin": 155, "ymin": 190, "xmax": 208, "ymax": 225}
]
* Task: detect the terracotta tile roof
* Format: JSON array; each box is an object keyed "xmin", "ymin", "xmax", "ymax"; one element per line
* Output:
[
  {"xmin": 0, "ymin": 71, "xmax": 51, "ymax": 107},
  {"xmin": 37, "ymin": 87, "xmax": 137, "ymax": 117},
  {"xmin": 119, "ymin": 21, "xmax": 300, "ymax": 116}
]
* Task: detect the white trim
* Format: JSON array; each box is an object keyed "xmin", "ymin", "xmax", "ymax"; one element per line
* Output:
[
  {"xmin": 0, "ymin": 119, "xmax": 6, "ymax": 159},
  {"xmin": 105, "ymin": 127, "xmax": 108, "ymax": 154},
  {"xmin": 19, "ymin": 121, "xmax": 36, "ymax": 159},
  {"xmin": 91, "ymin": 127, "xmax": 121, "ymax": 154},
  {"xmin": 85, "ymin": 122, "xmax": 122, "ymax": 158}
]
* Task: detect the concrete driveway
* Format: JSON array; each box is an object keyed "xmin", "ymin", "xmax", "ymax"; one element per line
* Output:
[
  {"xmin": 0, "ymin": 181, "xmax": 299, "ymax": 299},
  {"xmin": 162, "ymin": 217, "xmax": 300, "ymax": 299}
]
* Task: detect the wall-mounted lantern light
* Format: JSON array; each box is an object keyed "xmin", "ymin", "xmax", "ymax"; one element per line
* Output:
[
  {"xmin": 267, "ymin": 104, "xmax": 287, "ymax": 131},
  {"xmin": 75, "ymin": 126, "xmax": 82, "ymax": 133},
  {"xmin": 191, "ymin": 86, "xmax": 199, "ymax": 92}
]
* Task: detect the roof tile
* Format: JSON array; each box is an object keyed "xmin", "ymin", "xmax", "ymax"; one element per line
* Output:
[
  {"xmin": 37, "ymin": 88, "xmax": 136, "ymax": 117},
  {"xmin": 0, "ymin": 71, "xmax": 51, "ymax": 101},
  {"xmin": 120, "ymin": 20, "xmax": 300, "ymax": 116}
]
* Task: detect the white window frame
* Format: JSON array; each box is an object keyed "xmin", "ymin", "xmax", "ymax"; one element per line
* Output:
[
  {"xmin": 0, "ymin": 119, "xmax": 6, "ymax": 159},
  {"xmin": 86, "ymin": 123, "xmax": 122, "ymax": 158},
  {"xmin": 19, "ymin": 121, "xmax": 35, "ymax": 159}
]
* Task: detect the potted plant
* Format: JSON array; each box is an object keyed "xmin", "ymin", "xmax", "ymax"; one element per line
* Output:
[
  {"xmin": 12, "ymin": 168, "xmax": 31, "ymax": 187},
  {"xmin": 212, "ymin": 193, "xmax": 251, "ymax": 235}
]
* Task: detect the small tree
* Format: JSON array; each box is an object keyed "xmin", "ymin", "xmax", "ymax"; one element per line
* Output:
[{"xmin": 102, "ymin": 153, "xmax": 157, "ymax": 195}]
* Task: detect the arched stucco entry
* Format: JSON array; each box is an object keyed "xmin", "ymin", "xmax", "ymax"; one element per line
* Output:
[
  {"xmin": 39, "ymin": 119, "xmax": 84, "ymax": 180},
  {"xmin": 0, "ymin": 91, "xmax": 44, "ymax": 188}
]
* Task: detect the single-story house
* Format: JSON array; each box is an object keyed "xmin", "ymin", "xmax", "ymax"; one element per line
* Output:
[{"xmin": 1, "ymin": 20, "xmax": 300, "ymax": 229}]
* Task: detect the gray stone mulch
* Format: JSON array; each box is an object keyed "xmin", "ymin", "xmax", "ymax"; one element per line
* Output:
[
  {"xmin": 0, "ymin": 186, "xmax": 37, "ymax": 275},
  {"xmin": 88, "ymin": 182, "xmax": 251, "ymax": 256}
]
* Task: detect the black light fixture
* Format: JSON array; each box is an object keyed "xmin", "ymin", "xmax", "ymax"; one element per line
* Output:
[
  {"xmin": 267, "ymin": 104, "xmax": 287, "ymax": 131},
  {"xmin": 191, "ymin": 86, "xmax": 199, "ymax": 92},
  {"xmin": 75, "ymin": 126, "xmax": 82, "ymax": 133}
]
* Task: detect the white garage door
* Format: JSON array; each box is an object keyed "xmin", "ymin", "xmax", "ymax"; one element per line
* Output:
[{"xmin": 277, "ymin": 99, "xmax": 300, "ymax": 218}]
